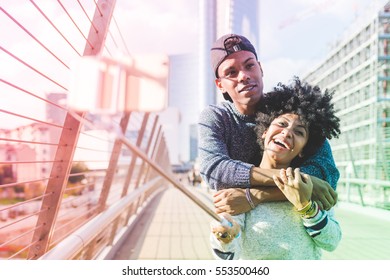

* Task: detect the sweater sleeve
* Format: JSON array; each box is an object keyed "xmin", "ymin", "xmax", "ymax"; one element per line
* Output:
[
  {"xmin": 198, "ymin": 106, "xmax": 253, "ymax": 190},
  {"xmin": 300, "ymin": 140, "xmax": 340, "ymax": 190},
  {"xmin": 301, "ymin": 208, "xmax": 342, "ymax": 252}
]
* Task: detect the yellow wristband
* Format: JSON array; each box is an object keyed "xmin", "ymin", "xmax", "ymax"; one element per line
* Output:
[
  {"xmin": 296, "ymin": 200, "xmax": 312, "ymax": 214},
  {"xmin": 303, "ymin": 201, "xmax": 319, "ymax": 218}
]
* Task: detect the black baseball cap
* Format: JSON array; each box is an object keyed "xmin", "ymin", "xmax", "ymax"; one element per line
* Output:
[{"xmin": 211, "ymin": 34, "xmax": 258, "ymax": 78}]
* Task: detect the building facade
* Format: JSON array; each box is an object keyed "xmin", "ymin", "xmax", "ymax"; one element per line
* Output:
[{"xmin": 304, "ymin": 1, "xmax": 390, "ymax": 207}]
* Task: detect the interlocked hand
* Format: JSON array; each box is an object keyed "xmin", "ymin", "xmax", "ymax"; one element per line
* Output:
[{"xmin": 273, "ymin": 167, "xmax": 313, "ymax": 210}]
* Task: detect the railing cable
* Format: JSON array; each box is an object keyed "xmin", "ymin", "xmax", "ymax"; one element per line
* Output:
[
  {"xmin": 112, "ymin": 16, "xmax": 131, "ymax": 57},
  {"xmin": 78, "ymin": 0, "xmax": 99, "ymax": 32},
  {"xmin": 57, "ymin": 0, "xmax": 94, "ymax": 49},
  {"xmin": 0, "ymin": 108, "xmax": 67, "ymax": 129},
  {"xmin": 0, "ymin": 79, "xmax": 68, "ymax": 112},
  {"xmin": 1, "ymin": 7, "xmax": 69, "ymax": 69},
  {"xmin": 29, "ymin": 0, "xmax": 82, "ymax": 56},
  {"xmin": 0, "ymin": 47, "xmax": 68, "ymax": 91}
]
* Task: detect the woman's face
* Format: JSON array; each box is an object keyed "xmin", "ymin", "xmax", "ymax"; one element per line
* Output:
[
  {"xmin": 215, "ymin": 51, "xmax": 264, "ymax": 115},
  {"xmin": 261, "ymin": 113, "xmax": 309, "ymax": 168}
]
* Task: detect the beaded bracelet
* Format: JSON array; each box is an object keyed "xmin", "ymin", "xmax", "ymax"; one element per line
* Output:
[
  {"xmin": 303, "ymin": 201, "xmax": 319, "ymax": 219},
  {"xmin": 245, "ymin": 188, "xmax": 255, "ymax": 209},
  {"xmin": 296, "ymin": 200, "xmax": 319, "ymax": 218},
  {"xmin": 296, "ymin": 200, "xmax": 312, "ymax": 215}
]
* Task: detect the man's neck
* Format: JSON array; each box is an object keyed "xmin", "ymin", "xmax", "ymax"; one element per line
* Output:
[{"xmin": 233, "ymin": 102, "xmax": 257, "ymax": 116}]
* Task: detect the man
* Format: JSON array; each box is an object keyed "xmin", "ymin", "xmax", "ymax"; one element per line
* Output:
[{"xmin": 198, "ymin": 34, "xmax": 338, "ymax": 215}]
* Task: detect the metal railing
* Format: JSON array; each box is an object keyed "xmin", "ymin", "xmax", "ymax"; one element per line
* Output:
[
  {"xmin": 338, "ymin": 177, "xmax": 390, "ymax": 209},
  {"xmin": 0, "ymin": 0, "xmax": 174, "ymax": 260},
  {"xmin": 1, "ymin": 0, "xmax": 218, "ymax": 260}
]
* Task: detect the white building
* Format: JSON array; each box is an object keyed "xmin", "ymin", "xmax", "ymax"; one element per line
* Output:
[{"xmin": 304, "ymin": 1, "xmax": 390, "ymax": 207}]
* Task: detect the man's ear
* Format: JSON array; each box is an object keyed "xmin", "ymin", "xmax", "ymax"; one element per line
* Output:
[
  {"xmin": 215, "ymin": 78, "xmax": 227, "ymax": 97},
  {"xmin": 215, "ymin": 78, "xmax": 223, "ymax": 91},
  {"xmin": 262, "ymin": 130, "xmax": 267, "ymax": 139}
]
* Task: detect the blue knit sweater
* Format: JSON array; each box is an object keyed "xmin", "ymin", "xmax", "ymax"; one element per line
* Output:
[{"xmin": 198, "ymin": 102, "xmax": 340, "ymax": 190}]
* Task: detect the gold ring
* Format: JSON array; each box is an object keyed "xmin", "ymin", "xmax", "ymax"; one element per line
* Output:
[{"xmin": 217, "ymin": 232, "xmax": 231, "ymax": 239}]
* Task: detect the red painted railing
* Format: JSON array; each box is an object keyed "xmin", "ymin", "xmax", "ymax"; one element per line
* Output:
[{"xmin": 0, "ymin": 0, "xmax": 172, "ymax": 260}]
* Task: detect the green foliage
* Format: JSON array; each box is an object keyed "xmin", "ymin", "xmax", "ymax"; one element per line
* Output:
[
  {"xmin": 0, "ymin": 164, "xmax": 14, "ymax": 185},
  {"xmin": 68, "ymin": 162, "xmax": 89, "ymax": 184}
]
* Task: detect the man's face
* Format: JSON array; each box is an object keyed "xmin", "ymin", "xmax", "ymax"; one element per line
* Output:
[{"xmin": 215, "ymin": 51, "xmax": 264, "ymax": 115}]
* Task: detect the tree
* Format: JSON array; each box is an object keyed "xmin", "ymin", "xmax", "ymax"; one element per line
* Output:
[{"xmin": 68, "ymin": 162, "xmax": 88, "ymax": 184}]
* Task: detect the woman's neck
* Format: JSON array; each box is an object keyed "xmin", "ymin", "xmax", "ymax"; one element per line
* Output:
[{"xmin": 259, "ymin": 158, "xmax": 289, "ymax": 170}]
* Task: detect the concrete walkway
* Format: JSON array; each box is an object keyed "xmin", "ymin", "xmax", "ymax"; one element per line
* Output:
[
  {"xmin": 112, "ymin": 185, "xmax": 214, "ymax": 260},
  {"xmin": 322, "ymin": 202, "xmax": 390, "ymax": 259},
  {"xmin": 112, "ymin": 184, "xmax": 390, "ymax": 260}
]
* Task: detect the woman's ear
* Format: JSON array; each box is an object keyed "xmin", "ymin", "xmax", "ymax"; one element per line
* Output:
[{"xmin": 262, "ymin": 130, "xmax": 267, "ymax": 139}]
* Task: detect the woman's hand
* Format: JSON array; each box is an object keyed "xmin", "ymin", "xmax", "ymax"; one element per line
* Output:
[
  {"xmin": 273, "ymin": 167, "xmax": 313, "ymax": 209},
  {"xmin": 210, "ymin": 213, "xmax": 240, "ymax": 244}
]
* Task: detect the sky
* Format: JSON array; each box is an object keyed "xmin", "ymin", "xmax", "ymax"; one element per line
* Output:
[
  {"xmin": 0, "ymin": 0, "xmax": 385, "ymax": 128},
  {"xmin": 258, "ymin": 0, "xmax": 383, "ymax": 90},
  {"xmin": 112, "ymin": 0, "xmax": 380, "ymax": 90}
]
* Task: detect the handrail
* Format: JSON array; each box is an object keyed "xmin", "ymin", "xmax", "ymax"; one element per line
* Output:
[
  {"xmin": 118, "ymin": 132, "xmax": 221, "ymax": 222},
  {"xmin": 339, "ymin": 177, "xmax": 390, "ymax": 187},
  {"xmin": 39, "ymin": 177, "xmax": 163, "ymax": 260}
]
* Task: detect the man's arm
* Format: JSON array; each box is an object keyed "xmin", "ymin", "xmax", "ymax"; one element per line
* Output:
[
  {"xmin": 213, "ymin": 185, "xmax": 285, "ymax": 214},
  {"xmin": 214, "ymin": 167, "xmax": 338, "ymax": 215},
  {"xmin": 198, "ymin": 105, "xmax": 257, "ymax": 190},
  {"xmin": 250, "ymin": 166, "xmax": 337, "ymax": 209}
]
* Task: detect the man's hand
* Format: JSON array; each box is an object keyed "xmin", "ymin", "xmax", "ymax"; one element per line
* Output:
[
  {"xmin": 310, "ymin": 176, "xmax": 338, "ymax": 210},
  {"xmin": 213, "ymin": 188, "xmax": 251, "ymax": 215},
  {"xmin": 213, "ymin": 187, "xmax": 285, "ymax": 215},
  {"xmin": 212, "ymin": 175, "xmax": 337, "ymax": 214}
]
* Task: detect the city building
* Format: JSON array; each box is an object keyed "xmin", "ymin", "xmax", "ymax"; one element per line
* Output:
[
  {"xmin": 0, "ymin": 123, "xmax": 54, "ymax": 199},
  {"xmin": 166, "ymin": 54, "xmax": 199, "ymax": 164},
  {"xmin": 304, "ymin": 1, "xmax": 390, "ymax": 207}
]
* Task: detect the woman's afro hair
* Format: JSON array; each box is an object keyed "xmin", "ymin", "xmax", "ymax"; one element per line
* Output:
[{"xmin": 255, "ymin": 76, "xmax": 340, "ymax": 166}]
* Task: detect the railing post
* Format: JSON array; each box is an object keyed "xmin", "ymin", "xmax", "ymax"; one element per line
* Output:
[
  {"xmin": 28, "ymin": 112, "xmax": 84, "ymax": 259},
  {"xmin": 121, "ymin": 113, "xmax": 150, "ymax": 197},
  {"xmin": 133, "ymin": 115, "xmax": 159, "ymax": 188},
  {"xmin": 97, "ymin": 112, "xmax": 131, "ymax": 213},
  {"xmin": 143, "ymin": 125, "xmax": 163, "ymax": 182},
  {"xmin": 83, "ymin": 0, "xmax": 117, "ymax": 56}
]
